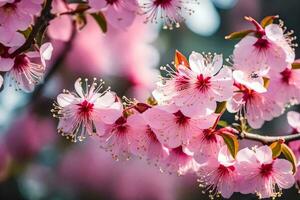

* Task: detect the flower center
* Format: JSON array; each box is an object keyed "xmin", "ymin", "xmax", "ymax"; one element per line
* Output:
[
  {"xmin": 253, "ymin": 38, "xmax": 270, "ymax": 51},
  {"xmin": 175, "ymin": 75, "xmax": 190, "ymax": 91},
  {"xmin": 174, "ymin": 111, "xmax": 190, "ymax": 126},
  {"xmin": 146, "ymin": 126, "xmax": 159, "ymax": 142},
  {"xmin": 260, "ymin": 163, "xmax": 273, "ymax": 177},
  {"xmin": 77, "ymin": 100, "xmax": 94, "ymax": 118},
  {"xmin": 106, "ymin": 0, "xmax": 118, "ymax": 5},
  {"xmin": 280, "ymin": 68, "xmax": 292, "ymax": 85},
  {"xmin": 13, "ymin": 54, "xmax": 30, "ymax": 72},
  {"xmin": 196, "ymin": 74, "xmax": 211, "ymax": 93},
  {"xmin": 217, "ymin": 164, "xmax": 235, "ymax": 176},
  {"xmin": 153, "ymin": 0, "xmax": 172, "ymax": 8},
  {"xmin": 203, "ymin": 129, "xmax": 218, "ymax": 143},
  {"xmin": 114, "ymin": 117, "xmax": 128, "ymax": 135}
]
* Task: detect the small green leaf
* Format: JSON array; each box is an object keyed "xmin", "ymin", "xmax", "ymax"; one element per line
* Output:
[
  {"xmin": 260, "ymin": 15, "xmax": 278, "ymax": 28},
  {"xmin": 292, "ymin": 62, "xmax": 300, "ymax": 69},
  {"xmin": 90, "ymin": 12, "xmax": 107, "ymax": 33},
  {"xmin": 217, "ymin": 120, "xmax": 228, "ymax": 128},
  {"xmin": 220, "ymin": 131, "xmax": 239, "ymax": 158},
  {"xmin": 225, "ymin": 30, "xmax": 253, "ymax": 40},
  {"xmin": 269, "ymin": 141, "xmax": 282, "ymax": 158},
  {"xmin": 18, "ymin": 27, "xmax": 32, "ymax": 39},
  {"xmin": 281, "ymin": 143, "xmax": 297, "ymax": 174},
  {"xmin": 174, "ymin": 50, "xmax": 189, "ymax": 69},
  {"xmin": 215, "ymin": 101, "xmax": 227, "ymax": 114}
]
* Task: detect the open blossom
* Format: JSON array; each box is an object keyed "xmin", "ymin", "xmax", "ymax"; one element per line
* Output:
[
  {"xmin": 267, "ymin": 66, "xmax": 300, "ymax": 105},
  {"xmin": 233, "ymin": 18, "xmax": 295, "ymax": 75},
  {"xmin": 236, "ymin": 146, "xmax": 295, "ymax": 199},
  {"xmin": 197, "ymin": 146, "xmax": 238, "ymax": 199},
  {"xmin": 154, "ymin": 52, "xmax": 233, "ymax": 117},
  {"xmin": 186, "ymin": 128, "xmax": 224, "ymax": 164},
  {"xmin": 141, "ymin": 0, "xmax": 197, "ymax": 29},
  {"xmin": 52, "ymin": 78, "xmax": 123, "ymax": 142},
  {"xmin": 0, "ymin": 0, "xmax": 43, "ymax": 31},
  {"xmin": 161, "ymin": 145, "xmax": 200, "ymax": 175},
  {"xmin": 143, "ymin": 104, "xmax": 218, "ymax": 148},
  {"xmin": 5, "ymin": 42, "xmax": 53, "ymax": 92},
  {"xmin": 227, "ymin": 83, "xmax": 284, "ymax": 128},
  {"xmin": 88, "ymin": 0, "xmax": 139, "ymax": 29},
  {"xmin": 98, "ymin": 113, "xmax": 148, "ymax": 160}
]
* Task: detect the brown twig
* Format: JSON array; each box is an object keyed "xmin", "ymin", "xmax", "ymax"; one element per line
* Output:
[{"xmin": 238, "ymin": 131, "xmax": 300, "ymax": 144}]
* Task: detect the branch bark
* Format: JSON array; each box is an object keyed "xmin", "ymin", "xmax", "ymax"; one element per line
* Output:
[
  {"xmin": 238, "ymin": 131, "xmax": 300, "ymax": 144},
  {"xmin": 10, "ymin": 0, "xmax": 55, "ymax": 57}
]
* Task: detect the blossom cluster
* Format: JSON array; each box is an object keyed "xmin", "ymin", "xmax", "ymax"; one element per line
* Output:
[
  {"xmin": 0, "ymin": 0, "xmax": 53, "ymax": 92},
  {"xmin": 52, "ymin": 16, "xmax": 300, "ymax": 199}
]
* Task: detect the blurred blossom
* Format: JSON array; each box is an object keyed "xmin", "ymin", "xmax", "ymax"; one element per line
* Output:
[
  {"xmin": 0, "ymin": 141, "xmax": 11, "ymax": 182},
  {"xmin": 5, "ymin": 113, "xmax": 57, "ymax": 161},
  {"xmin": 185, "ymin": 0, "xmax": 220, "ymax": 36}
]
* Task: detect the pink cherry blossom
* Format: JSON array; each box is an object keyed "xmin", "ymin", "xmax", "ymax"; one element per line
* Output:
[
  {"xmin": 143, "ymin": 104, "xmax": 218, "ymax": 148},
  {"xmin": 160, "ymin": 145, "xmax": 200, "ymax": 175},
  {"xmin": 98, "ymin": 113, "xmax": 147, "ymax": 160},
  {"xmin": 267, "ymin": 66, "xmax": 300, "ymax": 105},
  {"xmin": 52, "ymin": 78, "xmax": 123, "ymax": 142},
  {"xmin": 186, "ymin": 128, "xmax": 224, "ymax": 164},
  {"xmin": 0, "ymin": 0, "xmax": 43, "ymax": 31},
  {"xmin": 154, "ymin": 52, "xmax": 233, "ymax": 117},
  {"xmin": 141, "ymin": 0, "xmax": 197, "ymax": 29},
  {"xmin": 6, "ymin": 42, "xmax": 53, "ymax": 92},
  {"xmin": 233, "ymin": 20, "xmax": 295, "ymax": 75},
  {"xmin": 236, "ymin": 145, "xmax": 295, "ymax": 199},
  {"xmin": 227, "ymin": 83, "xmax": 284, "ymax": 128},
  {"xmin": 197, "ymin": 146, "xmax": 238, "ymax": 199},
  {"xmin": 88, "ymin": 0, "xmax": 139, "ymax": 29}
]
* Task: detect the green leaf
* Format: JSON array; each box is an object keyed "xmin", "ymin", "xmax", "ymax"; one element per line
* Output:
[
  {"xmin": 225, "ymin": 30, "xmax": 253, "ymax": 40},
  {"xmin": 281, "ymin": 143, "xmax": 297, "ymax": 174},
  {"xmin": 217, "ymin": 120, "xmax": 228, "ymax": 128},
  {"xmin": 18, "ymin": 27, "xmax": 32, "ymax": 39},
  {"xmin": 174, "ymin": 50, "xmax": 189, "ymax": 69},
  {"xmin": 90, "ymin": 12, "xmax": 107, "ymax": 33},
  {"xmin": 215, "ymin": 101, "xmax": 227, "ymax": 114},
  {"xmin": 260, "ymin": 15, "xmax": 278, "ymax": 28},
  {"xmin": 220, "ymin": 131, "xmax": 239, "ymax": 158},
  {"xmin": 292, "ymin": 62, "xmax": 300, "ymax": 69},
  {"xmin": 269, "ymin": 141, "xmax": 282, "ymax": 158}
]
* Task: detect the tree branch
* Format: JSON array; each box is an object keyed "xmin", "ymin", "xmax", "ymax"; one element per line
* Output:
[
  {"xmin": 10, "ymin": 0, "xmax": 55, "ymax": 57},
  {"xmin": 238, "ymin": 131, "xmax": 300, "ymax": 144},
  {"xmin": 30, "ymin": 21, "xmax": 77, "ymax": 102}
]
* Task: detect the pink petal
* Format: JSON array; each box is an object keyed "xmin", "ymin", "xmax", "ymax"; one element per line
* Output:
[
  {"xmin": 88, "ymin": 0, "xmax": 107, "ymax": 10},
  {"xmin": 0, "ymin": 58, "xmax": 14, "ymax": 71},
  {"xmin": 105, "ymin": 6, "xmax": 135, "ymax": 29},
  {"xmin": 188, "ymin": 51, "xmax": 205, "ymax": 74},
  {"xmin": 218, "ymin": 146, "xmax": 235, "ymax": 167},
  {"xmin": 255, "ymin": 145, "xmax": 273, "ymax": 164},
  {"xmin": 74, "ymin": 78, "xmax": 84, "ymax": 98},
  {"xmin": 273, "ymin": 159, "xmax": 295, "ymax": 189},
  {"xmin": 57, "ymin": 93, "xmax": 77, "ymax": 107},
  {"xmin": 287, "ymin": 111, "xmax": 300, "ymax": 130},
  {"xmin": 48, "ymin": 15, "xmax": 73, "ymax": 41}
]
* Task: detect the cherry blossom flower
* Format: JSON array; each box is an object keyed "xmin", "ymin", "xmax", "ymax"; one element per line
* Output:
[
  {"xmin": 233, "ymin": 18, "xmax": 295, "ymax": 76},
  {"xmin": 197, "ymin": 146, "xmax": 238, "ymax": 199},
  {"xmin": 88, "ymin": 0, "xmax": 139, "ymax": 29},
  {"xmin": 160, "ymin": 145, "xmax": 200, "ymax": 175},
  {"xmin": 143, "ymin": 104, "xmax": 218, "ymax": 148},
  {"xmin": 141, "ymin": 0, "xmax": 198, "ymax": 29},
  {"xmin": 5, "ymin": 42, "xmax": 53, "ymax": 92},
  {"xmin": 227, "ymin": 83, "xmax": 284, "ymax": 128},
  {"xmin": 186, "ymin": 128, "xmax": 224, "ymax": 164},
  {"xmin": 98, "ymin": 113, "xmax": 147, "ymax": 160},
  {"xmin": 52, "ymin": 78, "xmax": 123, "ymax": 142},
  {"xmin": 155, "ymin": 51, "xmax": 233, "ymax": 117},
  {"xmin": 236, "ymin": 145, "xmax": 295, "ymax": 199},
  {"xmin": 0, "ymin": 0, "xmax": 43, "ymax": 31},
  {"xmin": 267, "ymin": 66, "xmax": 300, "ymax": 105}
]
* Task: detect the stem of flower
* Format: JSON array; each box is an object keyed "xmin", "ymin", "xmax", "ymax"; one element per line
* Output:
[
  {"xmin": 238, "ymin": 131, "xmax": 300, "ymax": 144},
  {"xmin": 10, "ymin": 0, "xmax": 55, "ymax": 57}
]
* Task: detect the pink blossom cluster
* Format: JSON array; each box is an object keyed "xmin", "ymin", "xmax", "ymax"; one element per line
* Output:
[
  {"xmin": 0, "ymin": 0, "xmax": 53, "ymax": 92},
  {"xmin": 52, "ymin": 16, "xmax": 300, "ymax": 198}
]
